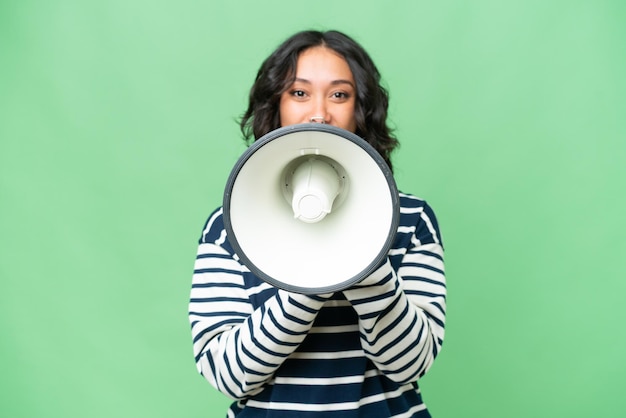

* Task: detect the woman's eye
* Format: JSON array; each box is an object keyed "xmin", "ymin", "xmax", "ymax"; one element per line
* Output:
[
  {"xmin": 291, "ymin": 90, "xmax": 306, "ymax": 98},
  {"xmin": 332, "ymin": 91, "xmax": 350, "ymax": 100}
]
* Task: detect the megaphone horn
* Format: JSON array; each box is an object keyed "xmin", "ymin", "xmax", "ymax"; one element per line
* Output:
[{"xmin": 223, "ymin": 124, "xmax": 400, "ymax": 294}]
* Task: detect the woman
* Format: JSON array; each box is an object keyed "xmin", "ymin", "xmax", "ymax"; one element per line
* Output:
[{"xmin": 189, "ymin": 30, "xmax": 446, "ymax": 417}]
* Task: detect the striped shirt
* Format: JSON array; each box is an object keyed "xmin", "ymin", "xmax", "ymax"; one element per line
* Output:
[{"xmin": 189, "ymin": 193, "xmax": 446, "ymax": 417}]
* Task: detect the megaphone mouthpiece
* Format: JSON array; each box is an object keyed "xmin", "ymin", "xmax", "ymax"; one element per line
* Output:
[{"xmin": 289, "ymin": 157, "xmax": 342, "ymax": 223}]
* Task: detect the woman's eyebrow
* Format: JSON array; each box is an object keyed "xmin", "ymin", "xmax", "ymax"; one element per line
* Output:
[
  {"xmin": 293, "ymin": 77, "xmax": 355, "ymax": 88},
  {"xmin": 330, "ymin": 79, "xmax": 355, "ymax": 88}
]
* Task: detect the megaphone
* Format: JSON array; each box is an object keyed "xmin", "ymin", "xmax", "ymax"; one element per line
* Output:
[{"xmin": 223, "ymin": 123, "xmax": 400, "ymax": 294}]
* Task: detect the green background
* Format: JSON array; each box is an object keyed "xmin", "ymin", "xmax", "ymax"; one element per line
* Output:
[{"xmin": 1, "ymin": 1, "xmax": 624, "ymax": 417}]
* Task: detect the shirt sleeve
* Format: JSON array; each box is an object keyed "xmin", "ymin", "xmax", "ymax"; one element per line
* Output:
[
  {"xmin": 188, "ymin": 210, "xmax": 329, "ymax": 400},
  {"xmin": 341, "ymin": 200, "xmax": 446, "ymax": 384}
]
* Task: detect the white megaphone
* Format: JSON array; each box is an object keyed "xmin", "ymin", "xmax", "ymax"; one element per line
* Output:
[{"xmin": 223, "ymin": 124, "xmax": 400, "ymax": 294}]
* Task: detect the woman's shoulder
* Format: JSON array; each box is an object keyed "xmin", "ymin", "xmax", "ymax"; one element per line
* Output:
[
  {"xmin": 398, "ymin": 191, "xmax": 436, "ymax": 214},
  {"xmin": 397, "ymin": 192, "xmax": 443, "ymax": 246},
  {"xmin": 198, "ymin": 206, "xmax": 226, "ymax": 244}
]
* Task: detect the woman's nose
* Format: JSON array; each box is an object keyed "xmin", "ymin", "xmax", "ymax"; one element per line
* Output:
[{"xmin": 309, "ymin": 99, "xmax": 329, "ymax": 123}]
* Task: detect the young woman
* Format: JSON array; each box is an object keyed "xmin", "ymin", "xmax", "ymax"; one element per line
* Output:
[{"xmin": 189, "ymin": 30, "xmax": 446, "ymax": 417}]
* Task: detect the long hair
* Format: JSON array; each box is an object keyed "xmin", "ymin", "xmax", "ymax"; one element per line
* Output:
[{"xmin": 239, "ymin": 30, "xmax": 399, "ymax": 172}]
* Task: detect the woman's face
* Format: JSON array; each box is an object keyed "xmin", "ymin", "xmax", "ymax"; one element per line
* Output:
[{"xmin": 279, "ymin": 46, "xmax": 357, "ymax": 133}]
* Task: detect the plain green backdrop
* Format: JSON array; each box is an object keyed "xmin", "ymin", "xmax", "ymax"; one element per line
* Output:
[{"xmin": 1, "ymin": 1, "xmax": 625, "ymax": 417}]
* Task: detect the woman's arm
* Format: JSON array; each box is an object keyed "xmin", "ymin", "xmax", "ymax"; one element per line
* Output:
[
  {"xmin": 189, "ymin": 210, "xmax": 329, "ymax": 400},
  {"xmin": 341, "ymin": 198, "xmax": 446, "ymax": 384}
]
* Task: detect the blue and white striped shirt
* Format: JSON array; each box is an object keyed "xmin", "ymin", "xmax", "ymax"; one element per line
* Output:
[{"xmin": 189, "ymin": 193, "xmax": 446, "ymax": 417}]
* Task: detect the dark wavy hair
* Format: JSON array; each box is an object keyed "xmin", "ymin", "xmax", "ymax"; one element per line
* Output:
[{"xmin": 239, "ymin": 30, "xmax": 399, "ymax": 172}]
